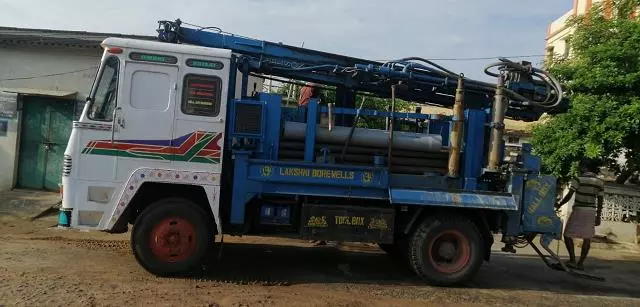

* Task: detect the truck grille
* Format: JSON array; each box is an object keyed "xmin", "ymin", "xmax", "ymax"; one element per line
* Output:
[
  {"xmin": 234, "ymin": 103, "xmax": 263, "ymax": 136},
  {"xmin": 62, "ymin": 155, "xmax": 72, "ymax": 177}
]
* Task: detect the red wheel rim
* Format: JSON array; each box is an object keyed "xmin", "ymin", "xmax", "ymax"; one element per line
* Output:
[
  {"xmin": 149, "ymin": 217, "xmax": 197, "ymax": 263},
  {"xmin": 427, "ymin": 230, "xmax": 471, "ymax": 274}
]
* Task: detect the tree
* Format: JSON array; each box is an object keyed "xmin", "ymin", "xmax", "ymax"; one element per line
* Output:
[{"xmin": 532, "ymin": 0, "xmax": 640, "ymax": 182}]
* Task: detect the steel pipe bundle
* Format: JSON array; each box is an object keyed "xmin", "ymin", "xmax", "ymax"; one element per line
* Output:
[{"xmin": 283, "ymin": 122, "xmax": 443, "ymax": 153}]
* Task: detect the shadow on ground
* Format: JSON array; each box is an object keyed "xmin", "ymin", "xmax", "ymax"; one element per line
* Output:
[
  {"xmin": 475, "ymin": 253, "xmax": 640, "ymax": 297},
  {"xmin": 0, "ymin": 189, "xmax": 59, "ymax": 218},
  {"xmin": 181, "ymin": 241, "xmax": 640, "ymax": 298}
]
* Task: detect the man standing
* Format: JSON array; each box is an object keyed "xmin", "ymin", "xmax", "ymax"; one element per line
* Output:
[
  {"xmin": 297, "ymin": 82, "xmax": 321, "ymax": 106},
  {"xmin": 556, "ymin": 165, "xmax": 605, "ymax": 270}
]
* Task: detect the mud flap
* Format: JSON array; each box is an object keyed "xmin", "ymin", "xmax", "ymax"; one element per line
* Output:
[{"xmin": 528, "ymin": 234, "xmax": 605, "ymax": 282}]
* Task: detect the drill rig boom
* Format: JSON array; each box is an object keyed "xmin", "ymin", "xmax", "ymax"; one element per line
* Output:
[{"xmin": 157, "ymin": 19, "xmax": 565, "ymax": 121}]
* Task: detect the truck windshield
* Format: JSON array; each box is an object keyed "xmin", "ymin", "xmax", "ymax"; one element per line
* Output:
[{"xmin": 88, "ymin": 56, "xmax": 119, "ymax": 121}]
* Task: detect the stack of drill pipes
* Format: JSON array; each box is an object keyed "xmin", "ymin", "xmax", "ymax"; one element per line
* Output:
[{"xmin": 282, "ymin": 122, "xmax": 443, "ymax": 153}]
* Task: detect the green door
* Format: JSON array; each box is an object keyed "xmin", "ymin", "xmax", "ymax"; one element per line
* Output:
[{"xmin": 18, "ymin": 96, "xmax": 74, "ymax": 191}]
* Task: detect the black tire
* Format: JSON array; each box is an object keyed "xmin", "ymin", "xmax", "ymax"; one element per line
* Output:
[
  {"xmin": 131, "ymin": 198, "xmax": 214, "ymax": 276},
  {"xmin": 409, "ymin": 215, "xmax": 483, "ymax": 286}
]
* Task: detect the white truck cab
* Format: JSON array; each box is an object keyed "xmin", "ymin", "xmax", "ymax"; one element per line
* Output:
[{"xmin": 60, "ymin": 38, "xmax": 261, "ymax": 233}]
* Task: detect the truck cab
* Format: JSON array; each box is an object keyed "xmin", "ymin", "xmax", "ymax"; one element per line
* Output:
[{"xmin": 61, "ymin": 38, "xmax": 260, "ymax": 230}]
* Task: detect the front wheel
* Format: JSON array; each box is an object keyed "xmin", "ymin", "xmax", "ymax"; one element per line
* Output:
[
  {"xmin": 131, "ymin": 198, "xmax": 214, "ymax": 276},
  {"xmin": 409, "ymin": 215, "xmax": 483, "ymax": 286}
]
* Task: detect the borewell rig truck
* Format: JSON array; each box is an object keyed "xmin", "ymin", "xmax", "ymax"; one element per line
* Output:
[{"xmin": 59, "ymin": 19, "xmax": 579, "ymax": 286}]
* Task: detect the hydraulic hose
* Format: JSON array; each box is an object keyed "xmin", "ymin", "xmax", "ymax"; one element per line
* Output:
[
  {"xmin": 386, "ymin": 57, "xmax": 497, "ymax": 91},
  {"xmin": 484, "ymin": 59, "xmax": 563, "ymax": 109},
  {"xmin": 531, "ymin": 66, "xmax": 564, "ymax": 108},
  {"xmin": 394, "ymin": 57, "xmax": 459, "ymax": 77}
]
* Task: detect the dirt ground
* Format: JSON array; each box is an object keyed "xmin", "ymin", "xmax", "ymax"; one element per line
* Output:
[{"xmin": 1, "ymin": 191, "xmax": 640, "ymax": 307}]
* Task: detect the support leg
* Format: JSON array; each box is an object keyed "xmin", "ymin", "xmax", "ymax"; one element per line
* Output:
[{"xmin": 528, "ymin": 234, "xmax": 605, "ymax": 281}]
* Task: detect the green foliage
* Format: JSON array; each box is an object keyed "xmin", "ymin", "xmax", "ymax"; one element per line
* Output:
[
  {"xmin": 276, "ymin": 83, "xmax": 301, "ymax": 101},
  {"xmin": 354, "ymin": 96, "xmax": 413, "ymax": 129},
  {"xmin": 533, "ymin": 0, "xmax": 640, "ymax": 180},
  {"xmin": 277, "ymin": 82, "xmax": 415, "ymax": 129}
]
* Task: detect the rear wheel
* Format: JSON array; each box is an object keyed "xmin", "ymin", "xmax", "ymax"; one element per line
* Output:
[
  {"xmin": 409, "ymin": 215, "xmax": 483, "ymax": 286},
  {"xmin": 131, "ymin": 198, "xmax": 214, "ymax": 276}
]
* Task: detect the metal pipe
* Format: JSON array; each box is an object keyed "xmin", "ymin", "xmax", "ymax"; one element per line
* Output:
[
  {"xmin": 487, "ymin": 75, "xmax": 506, "ymax": 171},
  {"xmin": 340, "ymin": 97, "xmax": 366, "ymax": 162},
  {"xmin": 388, "ymin": 85, "xmax": 396, "ymax": 170},
  {"xmin": 328, "ymin": 103, "xmax": 334, "ymax": 131},
  {"xmin": 448, "ymin": 76, "xmax": 465, "ymax": 178},
  {"xmin": 385, "ymin": 105, "xmax": 390, "ymax": 131},
  {"xmin": 415, "ymin": 106, "xmax": 422, "ymax": 133},
  {"xmin": 283, "ymin": 122, "xmax": 443, "ymax": 152}
]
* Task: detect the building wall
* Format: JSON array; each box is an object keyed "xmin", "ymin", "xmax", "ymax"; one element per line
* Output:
[
  {"xmin": 597, "ymin": 185, "xmax": 640, "ymax": 243},
  {"xmin": 0, "ymin": 46, "xmax": 101, "ymax": 99},
  {"xmin": 546, "ymin": 0, "xmax": 611, "ymax": 60},
  {"xmin": 0, "ymin": 46, "xmax": 102, "ymax": 191},
  {"xmin": 0, "ymin": 111, "xmax": 20, "ymax": 190},
  {"xmin": 546, "ymin": 0, "xmax": 640, "ymax": 60}
]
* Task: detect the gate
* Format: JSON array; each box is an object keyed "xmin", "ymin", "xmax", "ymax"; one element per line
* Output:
[{"xmin": 17, "ymin": 96, "xmax": 74, "ymax": 190}]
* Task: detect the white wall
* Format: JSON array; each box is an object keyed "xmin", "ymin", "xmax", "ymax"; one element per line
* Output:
[
  {"xmin": 0, "ymin": 45, "xmax": 102, "ymax": 191},
  {"xmin": 0, "ymin": 46, "xmax": 101, "ymax": 99},
  {"xmin": 0, "ymin": 115, "xmax": 20, "ymax": 190},
  {"xmin": 546, "ymin": 0, "xmax": 617, "ymax": 60},
  {"xmin": 597, "ymin": 221, "xmax": 638, "ymax": 244}
]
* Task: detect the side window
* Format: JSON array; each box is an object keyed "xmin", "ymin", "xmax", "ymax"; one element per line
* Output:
[
  {"xmin": 130, "ymin": 71, "xmax": 171, "ymax": 111},
  {"xmin": 181, "ymin": 74, "xmax": 222, "ymax": 117},
  {"xmin": 88, "ymin": 56, "xmax": 119, "ymax": 121}
]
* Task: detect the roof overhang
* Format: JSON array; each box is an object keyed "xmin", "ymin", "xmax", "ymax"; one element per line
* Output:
[
  {"xmin": 0, "ymin": 26, "xmax": 155, "ymax": 49},
  {"xmin": 0, "ymin": 87, "xmax": 77, "ymax": 99}
]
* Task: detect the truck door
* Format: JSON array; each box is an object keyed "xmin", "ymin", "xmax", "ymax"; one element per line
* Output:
[
  {"xmin": 114, "ymin": 60, "xmax": 178, "ymax": 179},
  {"xmin": 171, "ymin": 57, "xmax": 230, "ymax": 173}
]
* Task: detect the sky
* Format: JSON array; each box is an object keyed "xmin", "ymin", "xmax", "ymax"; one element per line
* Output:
[{"xmin": 0, "ymin": 0, "xmax": 572, "ymax": 80}]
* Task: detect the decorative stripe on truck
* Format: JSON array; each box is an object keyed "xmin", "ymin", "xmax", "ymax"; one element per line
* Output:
[
  {"xmin": 82, "ymin": 131, "xmax": 222, "ymax": 164},
  {"xmin": 103, "ymin": 168, "xmax": 222, "ymax": 234}
]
